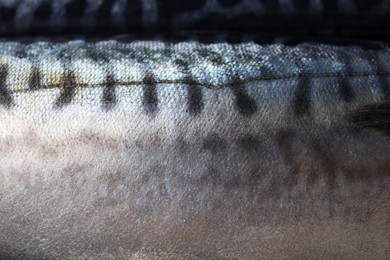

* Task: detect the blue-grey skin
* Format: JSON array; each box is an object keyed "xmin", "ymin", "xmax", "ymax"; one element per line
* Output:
[{"xmin": 0, "ymin": 39, "xmax": 389, "ymax": 259}]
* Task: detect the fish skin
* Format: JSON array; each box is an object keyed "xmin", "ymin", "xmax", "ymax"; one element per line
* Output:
[
  {"xmin": 0, "ymin": 40, "xmax": 389, "ymax": 259},
  {"xmin": 0, "ymin": 40, "xmax": 389, "ymax": 102}
]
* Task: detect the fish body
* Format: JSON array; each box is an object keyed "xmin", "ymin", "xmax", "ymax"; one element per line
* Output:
[{"xmin": 0, "ymin": 39, "xmax": 389, "ymax": 259}]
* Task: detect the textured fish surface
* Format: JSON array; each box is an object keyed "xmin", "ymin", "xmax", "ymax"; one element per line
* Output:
[{"xmin": 0, "ymin": 40, "xmax": 390, "ymax": 259}]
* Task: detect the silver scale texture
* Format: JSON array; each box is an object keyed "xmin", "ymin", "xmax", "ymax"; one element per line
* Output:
[{"xmin": 0, "ymin": 40, "xmax": 389, "ymax": 259}]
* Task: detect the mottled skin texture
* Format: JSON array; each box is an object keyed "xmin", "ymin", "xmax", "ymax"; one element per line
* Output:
[{"xmin": 0, "ymin": 40, "xmax": 389, "ymax": 259}]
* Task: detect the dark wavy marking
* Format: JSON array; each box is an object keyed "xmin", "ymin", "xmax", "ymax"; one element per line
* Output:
[
  {"xmin": 102, "ymin": 74, "xmax": 116, "ymax": 110},
  {"xmin": 28, "ymin": 68, "xmax": 42, "ymax": 90},
  {"xmin": 55, "ymin": 73, "xmax": 76, "ymax": 108},
  {"xmin": 86, "ymin": 47, "xmax": 110, "ymax": 63},
  {"xmin": 300, "ymin": 37, "xmax": 386, "ymax": 50},
  {"xmin": 347, "ymin": 101, "xmax": 390, "ymax": 136},
  {"xmin": 230, "ymin": 78, "xmax": 257, "ymax": 116},
  {"xmin": 0, "ymin": 65, "xmax": 12, "ymax": 108},
  {"xmin": 292, "ymin": 77, "xmax": 311, "ymax": 116},
  {"xmin": 143, "ymin": 76, "xmax": 158, "ymax": 114},
  {"xmin": 276, "ymin": 130, "xmax": 338, "ymax": 191},
  {"xmin": 187, "ymin": 82, "xmax": 204, "ymax": 116}
]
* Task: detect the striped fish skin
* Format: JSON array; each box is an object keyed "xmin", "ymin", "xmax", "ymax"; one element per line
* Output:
[{"xmin": 0, "ymin": 40, "xmax": 389, "ymax": 259}]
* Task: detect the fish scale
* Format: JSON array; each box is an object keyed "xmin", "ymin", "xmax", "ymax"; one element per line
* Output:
[
  {"xmin": 0, "ymin": 1, "xmax": 389, "ymax": 260},
  {"xmin": 0, "ymin": 39, "xmax": 390, "ymax": 258},
  {"xmin": 0, "ymin": 40, "xmax": 389, "ymax": 194},
  {"xmin": 0, "ymin": 41, "xmax": 389, "ymax": 110}
]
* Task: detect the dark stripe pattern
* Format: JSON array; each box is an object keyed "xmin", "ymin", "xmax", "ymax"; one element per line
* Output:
[
  {"xmin": 28, "ymin": 68, "xmax": 42, "ymax": 90},
  {"xmin": 230, "ymin": 78, "xmax": 257, "ymax": 116},
  {"xmin": 55, "ymin": 73, "xmax": 76, "ymax": 108},
  {"xmin": 0, "ymin": 41, "xmax": 387, "ymax": 118},
  {"xmin": 338, "ymin": 78, "xmax": 354, "ymax": 102},
  {"xmin": 102, "ymin": 74, "xmax": 117, "ymax": 110},
  {"xmin": 143, "ymin": 75, "xmax": 158, "ymax": 114},
  {"xmin": 187, "ymin": 81, "xmax": 204, "ymax": 116},
  {"xmin": 276, "ymin": 129, "xmax": 338, "ymax": 191},
  {"xmin": 0, "ymin": 65, "xmax": 12, "ymax": 107},
  {"xmin": 292, "ymin": 77, "xmax": 311, "ymax": 116}
]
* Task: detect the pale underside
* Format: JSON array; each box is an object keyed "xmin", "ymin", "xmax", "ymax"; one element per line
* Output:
[{"xmin": 0, "ymin": 85, "xmax": 389, "ymax": 259}]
